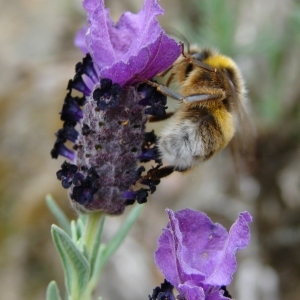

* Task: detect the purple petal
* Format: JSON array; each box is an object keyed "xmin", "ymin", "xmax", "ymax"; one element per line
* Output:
[
  {"xmin": 155, "ymin": 209, "xmax": 252, "ymax": 292},
  {"xmin": 84, "ymin": 0, "xmax": 116, "ymax": 69},
  {"xmin": 77, "ymin": 0, "xmax": 181, "ymax": 86},
  {"xmin": 155, "ymin": 209, "xmax": 208, "ymax": 287},
  {"xmin": 206, "ymin": 211, "xmax": 253, "ymax": 286},
  {"xmin": 74, "ymin": 26, "xmax": 89, "ymax": 54},
  {"xmin": 177, "ymin": 283, "xmax": 205, "ymax": 300},
  {"xmin": 205, "ymin": 289, "xmax": 231, "ymax": 300},
  {"xmin": 177, "ymin": 283, "xmax": 231, "ymax": 300}
]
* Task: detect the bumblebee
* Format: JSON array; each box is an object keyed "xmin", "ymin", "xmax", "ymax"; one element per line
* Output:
[{"xmin": 146, "ymin": 45, "xmax": 248, "ymax": 172}]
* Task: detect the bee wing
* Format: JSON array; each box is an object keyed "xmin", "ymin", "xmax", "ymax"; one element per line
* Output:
[{"xmin": 228, "ymin": 79, "xmax": 256, "ymax": 170}]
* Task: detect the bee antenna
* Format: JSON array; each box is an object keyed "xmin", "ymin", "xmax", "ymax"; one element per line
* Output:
[{"xmin": 163, "ymin": 26, "xmax": 191, "ymax": 53}]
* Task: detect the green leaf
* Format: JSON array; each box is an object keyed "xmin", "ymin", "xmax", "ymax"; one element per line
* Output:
[
  {"xmin": 51, "ymin": 225, "xmax": 90, "ymax": 299},
  {"xmin": 46, "ymin": 281, "xmax": 62, "ymax": 300},
  {"xmin": 76, "ymin": 217, "xmax": 86, "ymax": 239},
  {"xmin": 46, "ymin": 195, "xmax": 71, "ymax": 236},
  {"xmin": 70, "ymin": 220, "xmax": 78, "ymax": 242}
]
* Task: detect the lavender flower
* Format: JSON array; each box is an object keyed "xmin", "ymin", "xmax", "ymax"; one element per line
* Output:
[
  {"xmin": 155, "ymin": 209, "xmax": 253, "ymax": 300},
  {"xmin": 51, "ymin": 0, "xmax": 181, "ymax": 214}
]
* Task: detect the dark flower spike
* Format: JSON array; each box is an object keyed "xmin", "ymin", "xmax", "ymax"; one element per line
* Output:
[
  {"xmin": 123, "ymin": 188, "xmax": 149, "ymax": 205},
  {"xmin": 70, "ymin": 85, "xmax": 149, "ymax": 213},
  {"xmin": 52, "ymin": 0, "xmax": 181, "ymax": 214},
  {"xmin": 220, "ymin": 286, "xmax": 232, "ymax": 299},
  {"xmin": 139, "ymin": 147, "xmax": 161, "ymax": 163},
  {"xmin": 155, "ymin": 209, "xmax": 253, "ymax": 300},
  {"xmin": 75, "ymin": 53, "xmax": 98, "ymax": 83},
  {"xmin": 71, "ymin": 167, "xmax": 100, "ymax": 205},
  {"xmin": 138, "ymin": 83, "xmax": 168, "ymax": 118},
  {"xmin": 93, "ymin": 79, "xmax": 122, "ymax": 110},
  {"xmin": 56, "ymin": 125, "xmax": 79, "ymax": 143},
  {"xmin": 60, "ymin": 93, "xmax": 83, "ymax": 123},
  {"xmin": 51, "ymin": 141, "xmax": 75, "ymax": 161},
  {"xmin": 149, "ymin": 280, "xmax": 175, "ymax": 300},
  {"xmin": 56, "ymin": 161, "xmax": 78, "ymax": 188},
  {"xmin": 68, "ymin": 74, "xmax": 91, "ymax": 96}
]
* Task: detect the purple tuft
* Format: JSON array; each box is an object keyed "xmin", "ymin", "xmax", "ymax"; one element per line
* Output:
[{"xmin": 75, "ymin": 0, "xmax": 181, "ymax": 86}]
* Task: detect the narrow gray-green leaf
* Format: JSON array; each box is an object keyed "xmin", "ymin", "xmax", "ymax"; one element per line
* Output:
[
  {"xmin": 51, "ymin": 225, "xmax": 90, "ymax": 299},
  {"xmin": 76, "ymin": 217, "xmax": 85, "ymax": 239},
  {"xmin": 46, "ymin": 195, "xmax": 71, "ymax": 236},
  {"xmin": 46, "ymin": 281, "xmax": 62, "ymax": 300},
  {"xmin": 70, "ymin": 220, "xmax": 78, "ymax": 242}
]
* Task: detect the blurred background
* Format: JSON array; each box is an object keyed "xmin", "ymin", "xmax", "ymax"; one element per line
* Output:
[{"xmin": 0, "ymin": 0, "xmax": 300, "ymax": 299}]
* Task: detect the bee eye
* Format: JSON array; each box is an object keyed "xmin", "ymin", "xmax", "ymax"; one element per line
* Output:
[
  {"xmin": 222, "ymin": 98, "xmax": 231, "ymax": 111},
  {"xmin": 191, "ymin": 49, "xmax": 210, "ymax": 61},
  {"xmin": 185, "ymin": 63, "xmax": 193, "ymax": 77},
  {"xmin": 191, "ymin": 53, "xmax": 205, "ymax": 61}
]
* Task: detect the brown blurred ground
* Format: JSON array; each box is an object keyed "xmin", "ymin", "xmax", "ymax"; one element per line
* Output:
[{"xmin": 0, "ymin": 0, "xmax": 300, "ymax": 300}]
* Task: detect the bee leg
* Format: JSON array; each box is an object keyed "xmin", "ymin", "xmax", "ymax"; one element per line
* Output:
[
  {"xmin": 141, "ymin": 78, "xmax": 225, "ymax": 105},
  {"xmin": 148, "ymin": 112, "xmax": 174, "ymax": 122},
  {"xmin": 157, "ymin": 65, "xmax": 174, "ymax": 77},
  {"xmin": 183, "ymin": 93, "xmax": 224, "ymax": 104},
  {"xmin": 179, "ymin": 41, "xmax": 216, "ymax": 73},
  {"xmin": 140, "ymin": 165, "xmax": 175, "ymax": 182},
  {"xmin": 140, "ymin": 78, "xmax": 184, "ymax": 101},
  {"xmin": 166, "ymin": 72, "xmax": 175, "ymax": 87}
]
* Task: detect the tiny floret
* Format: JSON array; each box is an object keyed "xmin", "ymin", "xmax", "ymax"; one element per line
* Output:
[{"xmin": 148, "ymin": 280, "xmax": 175, "ymax": 300}]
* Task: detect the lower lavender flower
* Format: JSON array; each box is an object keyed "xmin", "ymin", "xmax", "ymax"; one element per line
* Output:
[
  {"xmin": 154, "ymin": 209, "xmax": 253, "ymax": 300},
  {"xmin": 50, "ymin": 0, "xmax": 181, "ymax": 214}
]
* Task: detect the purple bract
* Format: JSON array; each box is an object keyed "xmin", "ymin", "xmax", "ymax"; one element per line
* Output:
[
  {"xmin": 155, "ymin": 209, "xmax": 253, "ymax": 299},
  {"xmin": 75, "ymin": 0, "xmax": 181, "ymax": 86}
]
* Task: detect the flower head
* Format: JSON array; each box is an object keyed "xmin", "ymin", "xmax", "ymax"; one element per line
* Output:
[
  {"xmin": 51, "ymin": 0, "xmax": 181, "ymax": 214},
  {"xmin": 155, "ymin": 209, "xmax": 253, "ymax": 300}
]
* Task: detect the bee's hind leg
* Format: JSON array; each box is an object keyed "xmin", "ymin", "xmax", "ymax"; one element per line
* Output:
[
  {"xmin": 139, "ymin": 165, "xmax": 175, "ymax": 182},
  {"xmin": 148, "ymin": 112, "xmax": 174, "ymax": 122},
  {"xmin": 183, "ymin": 92, "xmax": 225, "ymax": 104}
]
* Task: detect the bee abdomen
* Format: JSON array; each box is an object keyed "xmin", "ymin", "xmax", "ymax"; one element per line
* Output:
[{"xmin": 158, "ymin": 118, "xmax": 221, "ymax": 171}]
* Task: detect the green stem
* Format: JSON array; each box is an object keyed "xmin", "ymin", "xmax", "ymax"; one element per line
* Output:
[
  {"xmin": 81, "ymin": 212, "xmax": 105, "ymax": 299},
  {"xmin": 83, "ymin": 212, "xmax": 105, "ymax": 255}
]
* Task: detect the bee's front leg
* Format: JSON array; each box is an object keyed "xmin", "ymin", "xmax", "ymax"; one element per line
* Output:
[
  {"xmin": 140, "ymin": 78, "xmax": 184, "ymax": 101},
  {"xmin": 140, "ymin": 78, "xmax": 224, "ymax": 105}
]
